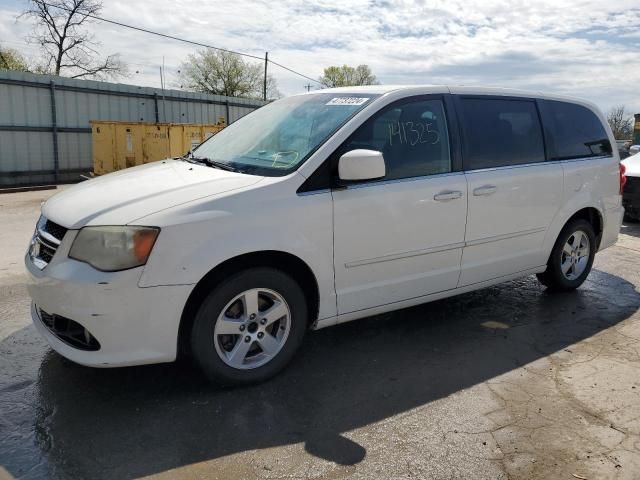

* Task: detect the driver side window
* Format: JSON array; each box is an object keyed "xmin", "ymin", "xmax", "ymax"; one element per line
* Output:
[{"xmin": 341, "ymin": 98, "xmax": 452, "ymax": 181}]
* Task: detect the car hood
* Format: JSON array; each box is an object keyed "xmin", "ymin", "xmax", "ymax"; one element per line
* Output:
[{"xmin": 42, "ymin": 159, "xmax": 264, "ymax": 228}]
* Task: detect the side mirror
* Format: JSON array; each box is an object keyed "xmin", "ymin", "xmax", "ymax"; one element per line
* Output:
[{"xmin": 338, "ymin": 149, "xmax": 386, "ymax": 182}]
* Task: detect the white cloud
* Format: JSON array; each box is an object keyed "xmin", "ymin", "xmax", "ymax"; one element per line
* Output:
[{"xmin": 1, "ymin": 0, "xmax": 639, "ymax": 114}]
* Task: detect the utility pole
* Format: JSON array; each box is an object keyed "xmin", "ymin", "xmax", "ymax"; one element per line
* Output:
[
  {"xmin": 159, "ymin": 59, "xmax": 166, "ymax": 123},
  {"xmin": 263, "ymin": 52, "xmax": 268, "ymax": 101},
  {"xmin": 304, "ymin": 83, "xmax": 312, "ymax": 92}
]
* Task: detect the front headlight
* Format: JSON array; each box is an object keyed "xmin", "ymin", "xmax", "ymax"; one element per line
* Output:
[{"xmin": 69, "ymin": 226, "xmax": 160, "ymax": 272}]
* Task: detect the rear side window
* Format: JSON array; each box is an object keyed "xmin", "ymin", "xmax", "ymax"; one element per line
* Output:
[
  {"xmin": 459, "ymin": 98, "xmax": 545, "ymax": 170},
  {"xmin": 542, "ymin": 101, "xmax": 612, "ymax": 160}
]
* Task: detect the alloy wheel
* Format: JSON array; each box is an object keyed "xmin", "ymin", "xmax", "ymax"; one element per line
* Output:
[
  {"xmin": 560, "ymin": 230, "xmax": 590, "ymax": 281},
  {"xmin": 213, "ymin": 288, "xmax": 291, "ymax": 369}
]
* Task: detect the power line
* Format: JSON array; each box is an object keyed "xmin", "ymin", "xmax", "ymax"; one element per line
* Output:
[
  {"xmin": 37, "ymin": 1, "xmax": 323, "ymax": 85},
  {"xmin": 268, "ymin": 58, "xmax": 322, "ymax": 85}
]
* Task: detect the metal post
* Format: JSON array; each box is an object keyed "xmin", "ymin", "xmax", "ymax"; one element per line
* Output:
[
  {"xmin": 154, "ymin": 93, "xmax": 160, "ymax": 123},
  {"xmin": 225, "ymin": 99, "xmax": 230, "ymax": 125},
  {"xmin": 49, "ymin": 81, "xmax": 59, "ymax": 183},
  {"xmin": 263, "ymin": 52, "xmax": 268, "ymax": 101},
  {"xmin": 159, "ymin": 66, "xmax": 166, "ymax": 123}
]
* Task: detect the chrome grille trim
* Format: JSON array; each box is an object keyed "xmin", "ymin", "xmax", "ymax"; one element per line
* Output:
[
  {"xmin": 36, "ymin": 228, "xmax": 61, "ymax": 246},
  {"xmin": 29, "ymin": 216, "xmax": 68, "ymax": 269}
]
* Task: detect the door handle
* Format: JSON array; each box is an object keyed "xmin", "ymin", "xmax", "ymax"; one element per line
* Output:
[
  {"xmin": 473, "ymin": 185, "xmax": 497, "ymax": 196},
  {"xmin": 434, "ymin": 190, "xmax": 463, "ymax": 201}
]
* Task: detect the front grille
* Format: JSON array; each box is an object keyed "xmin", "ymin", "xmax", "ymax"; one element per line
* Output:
[
  {"xmin": 38, "ymin": 308, "xmax": 101, "ymax": 351},
  {"xmin": 38, "ymin": 242, "xmax": 56, "ymax": 263},
  {"xmin": 43, "ymin": 219, "xmax": 67, "ymax": 242},
  {"xmin": 30, "ymin": 216, "xmax": 68, "ymax": 269}
]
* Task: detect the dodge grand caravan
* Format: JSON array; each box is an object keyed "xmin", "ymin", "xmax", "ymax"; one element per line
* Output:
[{"xmin": 26, "ymin": 86, "xmax": 624, "ymax": 384}]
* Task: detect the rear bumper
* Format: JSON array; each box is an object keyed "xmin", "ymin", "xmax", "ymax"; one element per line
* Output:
[
  {"xmin": 600, "ymin": 204, "xmax": 624, "ymax": 251},
  {"xmin": 26, "ymin": 253, "xmax": 193, "ymax": 368}
]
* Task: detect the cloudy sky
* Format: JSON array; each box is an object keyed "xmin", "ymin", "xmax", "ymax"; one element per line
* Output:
[{"xmin": 1, "ymin": 0, "xmax": 639, "ymax": 115}]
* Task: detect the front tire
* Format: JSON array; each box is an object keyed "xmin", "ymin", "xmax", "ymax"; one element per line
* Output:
[
  {"xmin": 190, "ymin": 267, "xmax": 307, "ymax": 385},
  {"xmin": 537, "ymin": 219, "xmax": 596, "ymax": 291}
]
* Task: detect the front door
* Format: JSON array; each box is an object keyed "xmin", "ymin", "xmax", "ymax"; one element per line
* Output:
[{"xmin": 332, "ymin": 96, "xmax": 468, "ymax": 315}]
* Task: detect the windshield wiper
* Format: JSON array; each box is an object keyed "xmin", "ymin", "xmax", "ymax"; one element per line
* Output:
[{"xmin": 180, "ymin": 153, "xmax": 242, "ymax": 172}]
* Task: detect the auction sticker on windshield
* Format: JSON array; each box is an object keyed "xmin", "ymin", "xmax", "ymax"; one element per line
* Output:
[{"xmin": 326, "ymin": 97, "xmax": 370, "ymax": 106}]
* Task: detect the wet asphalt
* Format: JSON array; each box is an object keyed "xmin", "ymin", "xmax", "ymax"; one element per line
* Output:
[{"xmin": 1, "ymin": 189, "xmax": 639, "ymax": 480}]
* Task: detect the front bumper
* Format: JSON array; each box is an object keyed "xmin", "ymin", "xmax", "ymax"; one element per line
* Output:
[{"xmin": 26, "ymin": 248, "xmax": 193, "ymax": 368}]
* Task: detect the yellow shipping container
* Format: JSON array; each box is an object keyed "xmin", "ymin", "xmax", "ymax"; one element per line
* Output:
[{"xmin": 91, "ymin": 121, "xmax": 225, "ymax": 175}]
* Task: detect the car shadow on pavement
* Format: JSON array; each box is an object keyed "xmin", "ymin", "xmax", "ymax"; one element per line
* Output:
[
  {"xmin": 620, "ymin": 220, "xmax": 640, "ymax": 237},
  {"xmin": 1, "ymin": 270, "xmax": 638, "ymax": 479}
]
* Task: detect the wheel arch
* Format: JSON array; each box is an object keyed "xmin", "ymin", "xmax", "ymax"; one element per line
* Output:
[
  {"xmin": 177, "ymin": 250, "xmax": 320, "ymax": 357},
  {"xmin": 542, "ymin": 204, "xmax": 605, "ymax": 269},
  {"xmin": 564, "ymin": 206, "xmax": 603, "ymax": 249}
]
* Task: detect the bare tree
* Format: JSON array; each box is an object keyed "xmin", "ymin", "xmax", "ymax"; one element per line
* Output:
[
  {"xmin": 179, "ymin": 49, "xmax": 280, "ymax": 100},
  {"xmin": 319, "ymin": 64, "xmax": 379, "ymax": 88},
  {"xmin": 22, "ymin": 0, "xmax": 126, "ymax": 79},
  {"xmin": 0, "ymin": 45, "xmax": 31, "ymax": 72},
  {"xmin": 607, "ymin": 105, "xmax": 634, "ymax": 140}
]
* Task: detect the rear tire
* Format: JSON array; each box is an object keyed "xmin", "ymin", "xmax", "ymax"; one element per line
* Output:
[
  {"xmin": 537, "ymin": 219, "xmax": 596, "ymax": 291},
  {"xmin": 190, "ymin": 267, "xmax": 307, "ymax": 385}
]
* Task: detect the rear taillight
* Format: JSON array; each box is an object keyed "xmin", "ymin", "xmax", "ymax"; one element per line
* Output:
[{"xmin": 620, "ymin": 162, "xmax": 627, "ymax": 194}]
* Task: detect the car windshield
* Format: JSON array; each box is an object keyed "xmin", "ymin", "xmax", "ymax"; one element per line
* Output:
[{"xmin": 191, "ymin": 93, "xmax": 379, "ymax": 176}]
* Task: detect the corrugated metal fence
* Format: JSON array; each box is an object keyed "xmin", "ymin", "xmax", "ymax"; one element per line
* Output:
[{"xmin": 0, "ymin": 71, "xmax": 266, "ymax": 187}]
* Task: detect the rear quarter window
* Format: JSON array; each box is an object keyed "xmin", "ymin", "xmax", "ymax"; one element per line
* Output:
[{"xmin": 541, "ymin": 101, "xmax": 612, "ymax": 160}]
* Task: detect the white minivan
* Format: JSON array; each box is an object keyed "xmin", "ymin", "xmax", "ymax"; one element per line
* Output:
[{"xmin": 26, "ymin": 86, "xmax": 624, "ymax": 384}]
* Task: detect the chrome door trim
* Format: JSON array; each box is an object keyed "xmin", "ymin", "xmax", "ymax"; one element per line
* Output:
[
  {"xmin": 463, "ymin": 155, "xmax": 612, "ymax": 175},
  {"xmin": 344, "ymin": 227, "xmax": 547, "ymax": 268},
  {"xmin": 345, "ymin": 226, "xmax": 546, "ymax": 268},
  {"xmin": 337, "ymin": 171, "xmax": 465, "ymax": 191},
  {"xmin": 345, "ymin": 241, "xmax": 465, "ymax": 268},
  {"xmin": 465, "ymin": 227, "xmax": 546, "ymax": 247},
  {"xmin": 297, "ymin": 188, "xmax": 331, "ymax": 197}
]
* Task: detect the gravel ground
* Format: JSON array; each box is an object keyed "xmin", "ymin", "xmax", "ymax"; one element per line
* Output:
[{"xmin": 1, "ymin": 187, "xmax": 639, "ymax": 480}]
